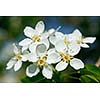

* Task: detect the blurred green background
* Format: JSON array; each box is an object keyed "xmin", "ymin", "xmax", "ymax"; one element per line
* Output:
[{"xmin": 0, "ymin": 16, "xmax": 100, "ymax": 82}]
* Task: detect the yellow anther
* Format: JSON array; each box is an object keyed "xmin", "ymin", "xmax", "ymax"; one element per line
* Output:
[
  {"xmin": 37, "ymin": 56, "xmax": 48, "ymax": 67},
  {"xmin": 60, "ymin": 53, "xmax": 73, "ymax": 62},
  {"xmin": 15, "ymin": 53, "xmax": 22, "ymax": 60},
  {"xmin": 32, "ymin": 35, "xmax": 40, "ymax": 42},
  {"xmin": 76, "ymin": 37, "xmax": 82, "ymax": 44},
  {"xmin": 76, "ymin": 39, "xmax": 81, "ymax": 44}
]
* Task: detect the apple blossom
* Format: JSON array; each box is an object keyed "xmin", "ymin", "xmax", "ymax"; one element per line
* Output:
[{"xmin": 6, "ymin": 43, "xmax": 28, "ymax": 71}]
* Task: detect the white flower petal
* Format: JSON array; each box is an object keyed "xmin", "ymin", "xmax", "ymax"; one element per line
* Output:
[
  {"xmin": 14, "ymin": 60, "xmax": 22, "ymax": 71},
  {"xmin": 55, "ymin": 32, "xmax": 64, "ymax": 39},
  {"xmin": 41, "ymin": 39, "xmax": 49, "ymax": 50},
  {"xmin": 19, "ymin": 38, "xmax": 32, "ymax": 46},
  {"xmin": 26, "ymin": 64, "xmax": 40, "ymax": 77},
  {"xmin": 27, "ymin": 53, "xmax": 38, "ymax": 62},
  {"xmin": 70, "ymin": 58, "xmax": 84, "ymax": 70},
  {"xmin": 36, "ymin": 43, "xmax": 47, "ymax": 57},
  {"xmin": 46, "ymin": 52, "xmax": 61, "ymax": 64},
  {"xmin": 68, "ymin": 29, "xmax": 82, "ymax": 42},
  {"xmin": 49, "ymin": 29, "xmax": 64, "ymax": 45},
  {"xmin": 47, "ymin": 48, "xmax": 56, "ymax": 55},
  {"xmin": 43, "ymin": 29, "xmax": 55, "ymax": 40},
  {"xmin": 21, "ymin": 55, "xmax": 27, "ymax": 62},
  {"xmin": 22, "ymin": 50, "xmax": 30, "ymax": 55},
  {"xmin": 24, "ymin": 26, "xmax": 38, "ymax": 38},
  {"xmin": 55, "ymin": 40, "xmax": 66, "ymax": 52},
  {"xmin": 22, "ymin": 45, "xmax": 29, "ymax": 52},
  {"xmin": 56, "ymin": 61, "xmax": 68, "ymax": 71},
  {"xmin": 80, "ymin": 43, "xmax": 89, "ymax": 48},
  {"xmin": 42, "ymin": 66, "xmax": 53, "ymax": 79},
  {"xmin": 35, "ymin": 21, "xmax": 45, "ymax": 33},
  {"xmin": 64, "ymin": 34, "xmax": 70, "ymax": 42},
  {"xmin": 68, "ymin": 42, "xmax": 81, "ymax": 56},
  {"xmin": 49, "ymin": 34, "xmax": 58, "ymax": 45},
  {"xmin": 49, "ymin": 31, "xmax": 64, "ymax": 46},
  {"xmin": 48, "ymin": 28, "xmax": 55, "ymax": 35},
  {"xmin": 67, "ymin": 34, "xmax": 73, "ymax": 42},
  {"xmin": 21, "ymin": 54, "xmax": 29, "ymax": 62},
  {"xmin": 29, "ymin": 42, "xmax": 38, "ymax": 53},
  {"xmin": 73, "ymin": 29, "xmax": 82, "ymax": 37},
  {"xmin": 82, "ymin": 37, "xmax": 96, "ymax": 44},
  {"xmin": 13, "ymin": 43, "xmax": 19, "ymax": 55},
  {"xmin": 41, "ymin": 32, "xmax": 50, "ymax": 39},
  {"xmin": 6, "ymin": 59, "xmax": 16, "ymax": 70}
]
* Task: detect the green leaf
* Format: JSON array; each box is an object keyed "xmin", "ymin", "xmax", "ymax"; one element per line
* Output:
[
  {"xmin": 80, "ymin": 64, "xmax": 100, "ymax": 82},
  {"xmin": 21, "ymin": 72, "xmax": 52, "ymax": 83},
  {"xmin": 58, "ymin": 66, "xmax": 81, "ymax": 83},
  {"xmin": 80, "ymin": 75, "xmax": 99, "ymax": 83},
  {"xmin": 85, "ymin": 64, "xmax": 100, "ymax": 76}
]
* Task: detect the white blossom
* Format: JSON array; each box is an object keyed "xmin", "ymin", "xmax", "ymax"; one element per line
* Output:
[
  {"xmin": 68, "ymin": 29, "xmax": 96, "ymax": 48},
  {"xmin": 6, "ymin": 21, "xmax": 96, "ymax": 80},
  {"xmin": 47, "ymin": 44, "xmax": 84, "ymax": 71},
  {"xmin": 19, "ymin": 21, "xmax": 50, "ymax": 52},
  {"xmin": 26, "ymin": 43, "xmax": 56, "ymax": 79},
  {"xmin": 49, "ymin": 29, "xmax": 65, "ymax": 45},
  {"xmin": 6, "ymin": 43, "xmax": 28, "ymax": 71}
]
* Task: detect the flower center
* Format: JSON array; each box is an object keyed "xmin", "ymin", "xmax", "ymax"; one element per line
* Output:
[
  {"xmin": 15, "ymin": 53, "xmax": 22, "ymax": 60},
  {"xmin": 76, "ymin": 40, "xmax": 81, "ymax": 44},
  {"xmin": 37, "ymin": 56, "xmax": 47, "ymax": 67},
  {"xmin": 32, "ymin": 35, "xmax": 40, "ymax": 42},
  {"xmin": 76, "ymin": 37, "xmax": 82, "ymax": 44},
  {"xmin": 60, "ymin": 53, "xmax": 73, "ymax": 62}
]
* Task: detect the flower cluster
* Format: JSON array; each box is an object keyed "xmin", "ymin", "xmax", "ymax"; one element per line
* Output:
[{"xmin": 6, "ymin": 21, "xmax": 96, "ymax": 79}]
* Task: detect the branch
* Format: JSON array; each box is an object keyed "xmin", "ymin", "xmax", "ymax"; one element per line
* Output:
[{"xmin": 96, "ymin": 57, "xmax": 100, "ymax": 67}]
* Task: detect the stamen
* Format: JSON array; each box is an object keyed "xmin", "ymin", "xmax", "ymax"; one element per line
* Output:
[
  {"xmin": 37, "ymin": 56, "xmax": 48, "ymax": 67},
  {"xmin": 15, "ymin": 53, "xmax": 22, "ymax": 60},
  {"xmin": 32, "ymin": 35, "xmax": 40, "ymax": 42},
  {"xmin": 51, "ymin": 26, "xmax": 61, "ymax": 35},
  {"xmin": 76, "ymin": 37, "xmax": 82, "ymax": 44},
  {"xmin": 56, "ymin": 26, "xmax": 61, "ymax": 32},
  {"xmin": 60, "ymin": 53, "xmax": 73, "ymax": 62},
  {"xmin": 76, "ymin": 40, "xmax": 81, "ymax": 44}
]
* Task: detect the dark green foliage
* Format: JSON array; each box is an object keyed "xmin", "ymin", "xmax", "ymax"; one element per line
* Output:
[
  {"xmin": 80, "ymin": 64, "xmax": 100, "ymax": 83},
  {"xmin": 21, "ymin": 64, "xmax": 100, "ymax": 83}
]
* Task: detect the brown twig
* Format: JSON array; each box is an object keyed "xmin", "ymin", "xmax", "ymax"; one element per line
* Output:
[{"xmin": 96, "ymin": 57, "xmax": 100, "ymax": 67}]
